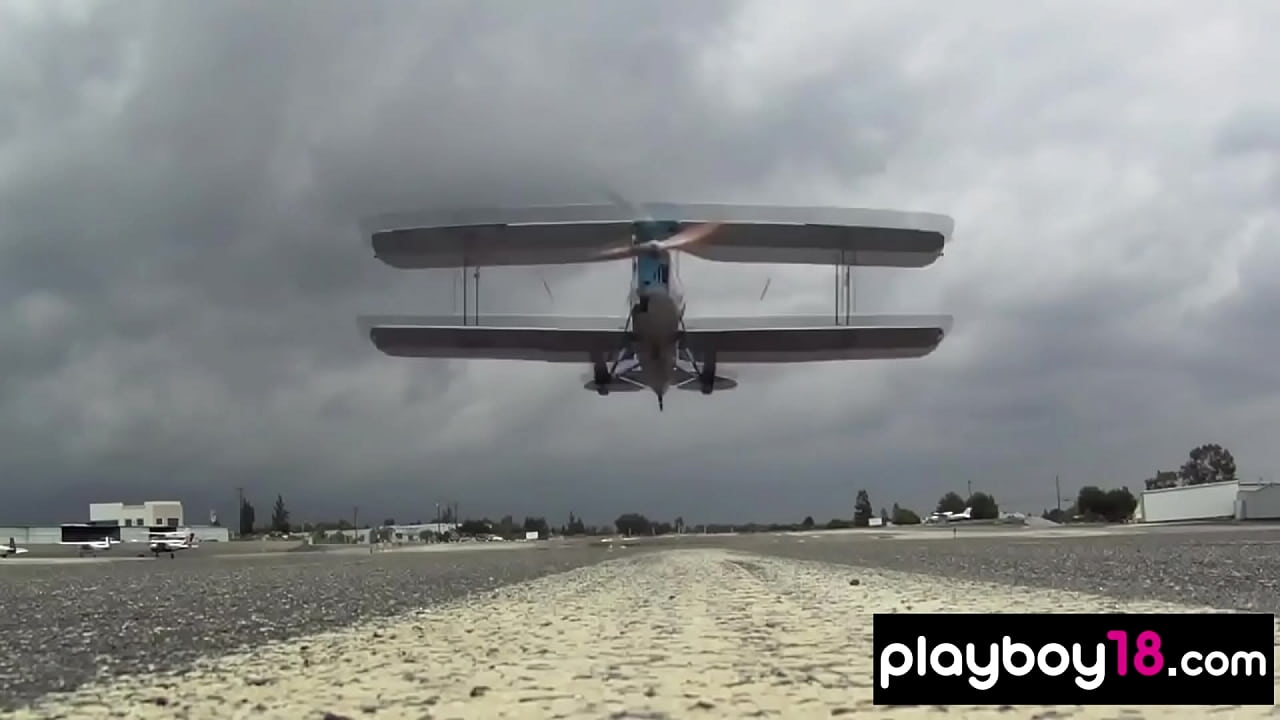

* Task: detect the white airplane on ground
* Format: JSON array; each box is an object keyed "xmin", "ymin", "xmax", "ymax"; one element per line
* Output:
[
  {"xmin": 926, "ymin": 507, "xmax": 973, "ymax": 524},
  {"xmin": 2, "ymin": 537, "xmax": 29, "ymax": 558},
  {"xmin": 360, "ymin": 202, "xmax": 955, "ymax": 411},
  {"xmin": 148, "ymin": 531, "xmax": 198, "ymax": 558},
  {"xmin": 62, "ymin": 537, "xmax": 119, "ymax": 556}
]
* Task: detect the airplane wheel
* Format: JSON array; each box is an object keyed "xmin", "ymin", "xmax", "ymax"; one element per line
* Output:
[{"xmin": 699, "ymin": 374, "xmax": 714, "ymax": 395}]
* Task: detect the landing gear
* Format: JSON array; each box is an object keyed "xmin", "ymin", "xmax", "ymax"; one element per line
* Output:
[
  {"xmin": 592, "ymin": 360, "xmax": 610, "ymax": 396},
  {"xmin": 698, "ymin": 354, "xmax": 717, "ymax": 395}
]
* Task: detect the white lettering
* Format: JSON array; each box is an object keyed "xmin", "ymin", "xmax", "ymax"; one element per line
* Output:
[
  {"xmin": 1233, "ymin": 651, "xmax": 1268, "ymax": 676},
  {"xmin": 1204, "ymin": 651, "xmax": 1229, "ymax": 676},
  {"xmin": 1001, "ymin": 636, "xmax": 1036, "ymax": 676},
  {"xmin": 1037, "ymin": 643, "xmax": 1070, "ymax": 675},
  {"xmin": 967, "ymin": 643, "xmax": 1000, "ymax": 690},
  {"xmin": 930, "ymin": 643, "xmax": 964, "ymax": 677},
  {"xmin": 1182, "ymin": 651, "xmax": 1203, "ymax": 676},
  {"xmin": 879, "ymin": 642, "xmax": 913, "ymax": 689},
  {"xmin": 1073, "ymin": 643, "xmax": 1106, "ymax": 691}
]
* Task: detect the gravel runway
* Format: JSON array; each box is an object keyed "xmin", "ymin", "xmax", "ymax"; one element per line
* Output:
[
  {"xmin": 0, "ymin": 542, "xmax": 638, "ymax": 712},
  {"xmin": 4, "ymin": 526, "xmax": 1279, "ymax": 718},
  {"xmin": 734, "ymin": 525, "xmax": 1280, "ymax": 613},
  {"xmin": 7, "ymin": 547, "xmax": 1276, "ymax": 719}
]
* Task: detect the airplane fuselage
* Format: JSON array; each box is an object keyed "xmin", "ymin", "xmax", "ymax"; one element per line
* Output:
[{"xmin": 627, "ymin": 222, "xmax": 687, "ymax": 409}]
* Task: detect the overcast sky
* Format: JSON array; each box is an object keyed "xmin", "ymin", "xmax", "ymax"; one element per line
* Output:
[{"xmin": 2, "ymin": 0, "xmax": 1278, "ymax": 527}]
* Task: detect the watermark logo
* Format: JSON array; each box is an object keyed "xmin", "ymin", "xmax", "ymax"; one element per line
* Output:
[{"xmin": 873, "ymin": 613, "xmax": 1273, "ymax": 705}]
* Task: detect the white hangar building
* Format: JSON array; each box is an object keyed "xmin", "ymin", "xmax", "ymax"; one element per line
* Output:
[{"xmin": 1134, "ymin": 480, "xmax": 1280, "ymax": 523}]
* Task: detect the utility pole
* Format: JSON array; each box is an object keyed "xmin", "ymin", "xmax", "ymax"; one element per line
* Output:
[
  {"xmin": 235, "ymin": 487, "xmax": 244, "ymax": 538},
  {"xmin": 967, "ymin": 480, "xmax": 972, "ymax": 498},
  {"xmin": 352, "ymin": 506, "xmax": 359, "ymax": 544},
  {"xmin": 1055, "ymin": 475, "xmax": 1061, "ymax": 512}
]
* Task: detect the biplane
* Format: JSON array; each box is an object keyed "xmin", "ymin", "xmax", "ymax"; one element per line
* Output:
[{"xmin": 359, "ymin": 202, "xmax": 955, "ymax": 411}]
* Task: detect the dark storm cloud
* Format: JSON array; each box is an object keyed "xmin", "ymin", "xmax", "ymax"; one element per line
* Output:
[{"xmin": 2, "ymin": 0, "xmax": 1279, "ymax": 526}]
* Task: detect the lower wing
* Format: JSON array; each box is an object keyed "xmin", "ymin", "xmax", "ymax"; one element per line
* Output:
[
  {"xmin": 681, "ymin": 314, "xmax": 952, "ymax": 364},
  {"xmin": 362, "ymin": 315, "xmax": 629, "ymax": 363}
]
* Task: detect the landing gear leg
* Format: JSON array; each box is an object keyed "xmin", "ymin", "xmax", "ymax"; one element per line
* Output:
[
  {"xmin": 699, "ymin": 352, "xmax": 718, "ymax": 395},
  {"xmin": 592, "ymin": 359, "xmax": 610, "ymax": 396}
]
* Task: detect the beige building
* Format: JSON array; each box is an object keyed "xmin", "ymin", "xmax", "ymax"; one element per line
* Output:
[{"xmin": 89, "ymin": 501, "xmax": 184, "ymax": 528}]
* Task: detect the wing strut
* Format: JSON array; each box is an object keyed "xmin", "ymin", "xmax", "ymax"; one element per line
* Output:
[
  {"xmin": 458, "ymin": 261, "xmax": 483, "ymax": 326},
  {"xmin": 833, "ymin": 249, "xmax": 855, "ymax": 325}
]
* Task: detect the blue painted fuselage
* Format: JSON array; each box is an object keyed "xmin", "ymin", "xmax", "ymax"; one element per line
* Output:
[{"xmin": 627, "ymin": 221, "xmax": 685, "ymax": 407}]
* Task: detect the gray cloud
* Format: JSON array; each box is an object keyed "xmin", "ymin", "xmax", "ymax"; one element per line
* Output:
[{"xmin": 2, "ymin": 0, "xmax": 1279, "ymax": 526}]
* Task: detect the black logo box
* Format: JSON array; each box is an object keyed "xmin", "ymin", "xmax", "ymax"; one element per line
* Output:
[{"xmin": 873, "ymin": 613, "xmax": 1274, "ymax": 706}]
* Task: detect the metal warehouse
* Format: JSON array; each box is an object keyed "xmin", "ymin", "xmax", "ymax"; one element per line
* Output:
[{"xmin": 1135, "ymin": 479, "xmax": 1280, "ymax": 523}]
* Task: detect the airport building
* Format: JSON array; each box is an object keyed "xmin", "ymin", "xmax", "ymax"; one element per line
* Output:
[
  {"xmin": 1134, "ymin": 479, "xmax": 1280, "ymax": 523},
  {"xmin": 326, "ymin": 522, "xmax": 458, "ymax": 544},
  {"xmin": 89, "ymin": 501, "xmax": 184, "ymax": 528},
  {"xmin": 1, "ymin": 500, "xmax": 229, "ymax": 546}
]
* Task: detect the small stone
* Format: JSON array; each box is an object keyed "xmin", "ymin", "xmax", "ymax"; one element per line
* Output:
[{"xmin": 470, "ymin": 686, "xmax": 490, "ymax": 697}]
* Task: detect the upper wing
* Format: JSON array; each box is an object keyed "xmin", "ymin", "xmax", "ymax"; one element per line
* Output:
[
  {"xmin": 361, "ymin": 203, "xmax": 952, "ymax": 269},
  {"xmin": 668, "ymin": 204, "xmax": 952, "ymax": 267},
  {"xmin": 681, "ymin": 314, "xmax": 952, "ymax": 364},
  {"xmin": 364, "ymin": 204, "xmax": 633, "ymax": 268},
  {"xmin": 362, "ymin": 314, "xmax": 629, "ymax": 363}
]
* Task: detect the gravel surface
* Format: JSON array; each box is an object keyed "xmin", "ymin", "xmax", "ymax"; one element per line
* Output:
[
  {"xmin": 9, "ymin": 548, "xmax": 1276, "ymax": 719},
  {"xmin": 5, "ymin": 525, "xmax": 1279, "ymax": 717},
  {"xmin": 733, "ymin": 525, "xmax": 1280, "ymax": 613},
  {"xmin": 0, "ymin": 542, "xmax": 638, "ymax": 711}
]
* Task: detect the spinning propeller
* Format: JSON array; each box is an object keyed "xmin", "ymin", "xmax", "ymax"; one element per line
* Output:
[
  {"xmin": 594, "ymin": 188, "xmax": 723, "ymax": 261},
  {"xmin": 593, "ymin": 221, "xmax": 723, "ymax": 261}
]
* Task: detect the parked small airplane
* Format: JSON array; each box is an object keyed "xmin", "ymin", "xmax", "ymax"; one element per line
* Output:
[
  {"xmin": 148, "ymin": 531, "xmax": 198, "ymax": 558},
  {"xmin": 2, "ymin": 537, "xmax": 29, "ymax": 558},
  {"xmin": 360, "ymin": 202, "xmax": 955, "ymax": 410},
  {"xmin": 62, "ymin": 537, "xmax": 119, "ymax": 557},
  {"xmin": 926, "ymin": 507, "xmax": 973, "ymax": 524}
]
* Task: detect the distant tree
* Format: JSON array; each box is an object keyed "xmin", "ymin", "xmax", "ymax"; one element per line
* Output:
[
  {"xmin": 383, "ymin": 518, "xmax": 396, "ymax": 527},
  {"xmin": 522, "ymin": 516, "xmax": 549, "ymax": 538},
  {"xmin": 853, "ymin": 490, "xmax": 873, "ymax": 527},
  {"xmin": 825, "ymin": 518, "xmax": 852, "ymax": 530},
  {"xmin": 1180, "ymin": 443, "xmax": 1237, "ymax": 486},
  {"xmin": 496, "ymin": 515, "xmax": 517, "ymax": 538},
  {"xmin": 966, "ymin": 492, "xmax": 999, "ymax": 520},
  {"xmin": 936, "ymin": 492, "xmax": 966, "ymax": 514},
  {"xmin": 270, "ymin": 495, "xmax": 289, "ymax": 533},
  {"xmin": 879, "ymin": 507, "xmax": 890, "ymax": 524},
  {"xmin": 1042, "ymin": 508, "xmax": 1066, "ymax": 523},
  {"xmin": 564, "ymin": 512, "xmax": 587, "ymax": 536},
  {"xmin": 1075, "ymin": 486, "xmax": 1138, "ymax": 523},
  {"xmin": 458, "ymin": 518, "xmax": 491, "ymax": 536},
  {"xmin": 652, "ymin": 521, "xmax": 674, "ymax": 535},
  {"xmin": 1144, "ymin": 470, "xmax": 1179, "ymax": 490},
  {"xmin": 239, "ymin": 498, "xmax": 256, "ymax": 536},
  {"xmin": 891, "ymin": 504, "xmax": 921, "ymax": 525},
  {"xmin": 615, "ymin": 513, "xmax": 651, "ymax": 536},
  {"xmin": 674, "ymin": 516, "xmax": 685, "ymax": 534},
  {"xmin": 440, "ymin": 506, "xmax": 456, "ymax": 524},
  {"xmin": 801, "ymin": 515, "xmax": 815, "ymax": 530}
]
